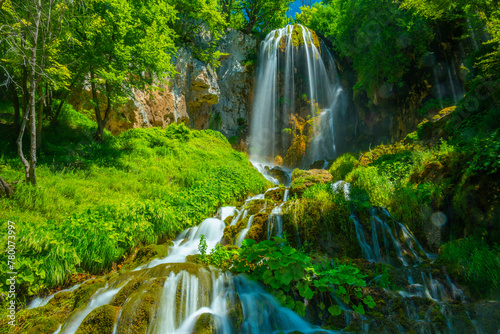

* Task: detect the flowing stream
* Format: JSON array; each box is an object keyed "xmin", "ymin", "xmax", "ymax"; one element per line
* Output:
[
  {"xmin": 48, "ymin": 184, "xmax": 337, "ymax": 334},
  {"xmin": 29, "ymin": 172, "xmax": 497, "ymax": 333}
]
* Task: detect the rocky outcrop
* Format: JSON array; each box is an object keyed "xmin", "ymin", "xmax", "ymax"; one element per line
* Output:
[
  {"xmin": 69, "ymin": 30, "xmax": 257, "ymax": 139},
  {"xmin": 211, "ymin": 29, "xmax": 257, "ymax": 139}
]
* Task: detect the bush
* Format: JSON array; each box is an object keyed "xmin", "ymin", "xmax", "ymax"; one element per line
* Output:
[
  {"xmin": 302, "ymin": 183, "xmax": 333, "ymax": 202},
  {"xmin": 328, "ymin": 153, "xmax": 357, "ymax": 181},
  {"xmin": 345, "ymin": 166, "xmax": 393, "ymax": 207},
  {"xmin": 439, "ymin": 237, "xmax": 500, "ymax": 297}
]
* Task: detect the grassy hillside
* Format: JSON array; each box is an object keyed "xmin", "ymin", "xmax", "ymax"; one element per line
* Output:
[{"xmin": 0, "ymin": 105, "xmax": 268, "ymax": 300}]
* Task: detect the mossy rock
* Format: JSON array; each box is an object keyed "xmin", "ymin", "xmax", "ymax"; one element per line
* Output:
[
  {"xmin": 129, "ymin": 244, "xmax": 171, "ymax": 268},
  {"xmin": 291, "ymin": 169, "xmax": 333, "ymax": 196},
  {"xmin": 278, "ymin": 25, "xmax": 321, "ymax": 51},
  {"xmin": 193, "ymin": 312, "xmax": 217, "ymax": 334},
  {"xmin": 226, "ymin": 292, "xmax": 244, "ymax": 332},
  {"xmin": 111, "ymin": 277, "xmax": 147, "ymax": 307},
  {"xmin": 245, "ymin": 199, "xmax": 267, "ymax": 214},
  {"xmin": 264, "ymin": 187, "xmax": 285, "ymax": 201},
  {"xmin": 26, "ymin": 317, "xmax": 62, "ymax": 334},
  {"xmin": 282, "ymin": 199, "xmax": 360, "ymax": 258},
  {"xmin": 75, "ymin": 304, "xmax": 120, "ymax": 334},
  {"xmin": 73, "ymin": 279, "xmax": 106, "ymax": 310},
  {"xmin": 223, "ymin": 216, "xmax": 247, "ymax": 245},
  {"xmin": 245, "ymin": 212, "xmax": 269, "ymax": 243},
  {"xmin": 116, "ymin": 278, "xmax": 165, "ymax": 334},
  {"xmin": 329, "ymin": 153, "xmax": 358, "ymax": 181},
  {"xmin": 269, "ymin": 167, "xmax": 290, "ymax": 185}
]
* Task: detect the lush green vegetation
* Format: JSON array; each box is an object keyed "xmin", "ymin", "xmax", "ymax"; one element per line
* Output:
[
  {"xmin": 233, "ymin": 237, "xmax": 375, "ymax": 317},
  {"xmin": 295, "ymin": 0, "xmax": 500, "ymax": 98},
  {"xmin": 295, "ymin": 0, "xmax": 433, "ymax": 96},
  {"xmin": 0, "ymin": 105, "xmax": 267, "ymax": 299},
  {"xmin": 438, "ymin": 237, "xmax": 500, "ymax": 297}
]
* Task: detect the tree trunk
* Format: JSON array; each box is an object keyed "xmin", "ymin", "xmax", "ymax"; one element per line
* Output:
[
  {"xmin": 16, "ymin": 108, "xmax": 30, "ymax": 182},
  {"xmin": 45, "ymin": 83, "xmax": 53, "ymax": 119},
  {"xmin": 28, "ymin": 3, "xmax": 41, "ymax": 185},
  {"xmin": 36, "ymin": 82, "xmax": 43, "ymax": 150},
  {"xmin": 9, "ymin": 82, "xmax": 20, "ymax": 133},
  {"xmin": 16, "ymin": 0, "xmax": 41, "ymax": 185},
  {"xmin": 90, "ymin": 68, "xmax": 105, "ymax": 142},
  {"xmin": 0, "ymin": 175, "xmax": 13, "ymax": 198}
]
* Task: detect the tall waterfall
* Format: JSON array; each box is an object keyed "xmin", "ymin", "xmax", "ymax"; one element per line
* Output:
[{"xmin": 249, "ymin": 24, "xmax": 346, "ymax": 168}]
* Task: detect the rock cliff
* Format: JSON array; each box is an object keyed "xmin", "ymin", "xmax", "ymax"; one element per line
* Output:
[{"xmin": 69, "ymin": 29, "xmax": 257, "ymax": 139}]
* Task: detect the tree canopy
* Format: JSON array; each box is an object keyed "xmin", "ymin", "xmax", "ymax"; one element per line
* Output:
[{"xmin": 296, "ymin": 0, "xmax": 433, "ymax": 97}]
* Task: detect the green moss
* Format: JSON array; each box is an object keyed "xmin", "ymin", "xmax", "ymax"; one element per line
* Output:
[
  {"xmin": 130, "ymin": 244, "xmax": 170, "ymax": 268},
  {"xmin": 223, "ymin": 216, "xmax": 248, "ymax": 245},
  {"xmin": 73, "ymin": 279, "xmax": 106, "ymax": 310},
  {"xmin": 111, "ymin": 277, "xmax": 147, "ymax": 306},
  {"xmin": 26, "ymin": 317, "xmax": 61, "ymax": 334},
  {"xmin": 75, "ymin": 304, "xmax": 119, "ymax": 334},
  {"xmin": 282, "ymin": 198, "xmax": 360, "ymax": 258},
  {"xmin": 193, "ymin": 313, "xmax": 217, "ymax": 334},
  {"xmin": 245, "ymin": 212, "xmax": 269, "ymax": 243},
  {"xmin": 328, "ymin": 153, "xmax": 358, "ymax": 181},
  {"xmin": 291, "ymin": 169, "xmax": 333, "ymax": 196},
  {"xmin": 227, "ymin": 293, "xmax": 244, "ymax": 333},
  {"xmin": 115, "ymin": 278, "xmax": 165, "ymax": 334}
]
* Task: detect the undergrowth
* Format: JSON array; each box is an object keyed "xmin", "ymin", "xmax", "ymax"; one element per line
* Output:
[{"xmin": 0, "ymin": 104, "xmax": 268, "ymax": 300}]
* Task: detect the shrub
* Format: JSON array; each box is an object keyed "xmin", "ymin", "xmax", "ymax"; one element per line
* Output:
[
  {"xmin": 439, "ymin": 237, "xmax": 500, "ymax": 297},
  {"xmin": 345, "ymin": 166, "xmax": 393, "ymax": 207},
  {"xmin": 329, "ymin": 153, "xmax": 358, "ymax": 181},
  {"xmin": 302, "ymin": 183, "xmax": 333, "ymax": 202}
]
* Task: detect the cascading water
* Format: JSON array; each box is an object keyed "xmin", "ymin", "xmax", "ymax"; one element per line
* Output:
[
  {"xmin": 249, "ymin": 24, "xmax": 346, "ymax": 168},
  {"xmin": 42, "ymin": 185, "xmax": 337, "ymax": 334}
]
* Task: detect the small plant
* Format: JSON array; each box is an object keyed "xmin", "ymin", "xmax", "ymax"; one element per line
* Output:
[
  {"xmin": 198, "ymin": 235, "xmax": 208, "ymax": 264},
  {"xmin": 233, "ymin": 237, "xmax": 375, "ymax": 316}
]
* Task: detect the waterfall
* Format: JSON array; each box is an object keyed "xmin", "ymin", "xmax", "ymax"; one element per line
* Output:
[{"xmin": 249, "ymin": 24, "xmax": 346, "ymax": 168}]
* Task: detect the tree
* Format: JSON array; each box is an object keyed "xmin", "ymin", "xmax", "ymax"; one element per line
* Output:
[
  {"xmin": 401, "ymin": 0, "xmax": 500, "ymax": 79},
  {"xmin": 66, "ymin": 0, "xmax": 177, "ymax": 141},
  {"xmin": 238, "ymin": 0, "xmax": 293, "ymax": 34},
  {"xmin": 1, "ymin": 0, "xmax": 71, "ymax": 184},
  {"xmin": 168, "ymin": 0, "xmax": 226, "ymax": 66},
  {"xmin": 298, "ymin": 0, "xmax": 432, "ymax": 97}
]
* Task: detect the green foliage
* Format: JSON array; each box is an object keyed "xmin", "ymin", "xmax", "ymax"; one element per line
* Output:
[
  {"xmin": 198, "ymin": 235, "xmax": 208, "ymax": 257},
  {"xmin": 328, "ymin": 153, "xmax": 357, "ymax": 181},
  {"xmin": 418, "ymin": 98, "xmax": 454, "ymax": 117},
  {"xmin": 0, "ymin": 107, "xmax": 267, "ymax": 298},
  {"xmin": 346, "ymin": 166, "xmax": 393, "ymax": 207},
  {"xmin": 302, "ymin": 183, "xmax": 333, "ymax": 202},
  {"xmin": 401, "ymin": 0, "xmax": 500, "ymax": 80},
  {"xmin": 209, "ymin": 244, "xmax": 238, "ymax": 269},
  {"xmin": 300, "ymin": 0, "xmax": 433, "ymax": 96},
  {"xmin": 369, "ymin": 151, "xmax": 415, "ymax": 183},
  {"xmin": 233, "ymin": 237, "xmax": 374, "ymax": 316},
  {"xmin": 464, "ymin": 130, "xmax": 500, "ymax": 176},
  {"xmin": 439, "ymin": 237, "xmax": 500, "ymax": 297},
  {"xmin": 237, "ymin": 0, "xmax": 293, "ymax": 34},
  {"xmin": 198, "ymin": 234, "xmax": 209, "ymax": 265}
]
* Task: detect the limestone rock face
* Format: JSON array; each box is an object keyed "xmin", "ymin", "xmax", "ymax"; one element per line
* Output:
[
  {"xmin": 106, "ymin": 47, "xmax": 219, "ymax": 134},
  {"xmin": 70, "ymin": 31, "xmax": 256, "ymax": 139},
  {"xmin": 212, "ymin": 29, "xmax": 257, "ymax": 138}
]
